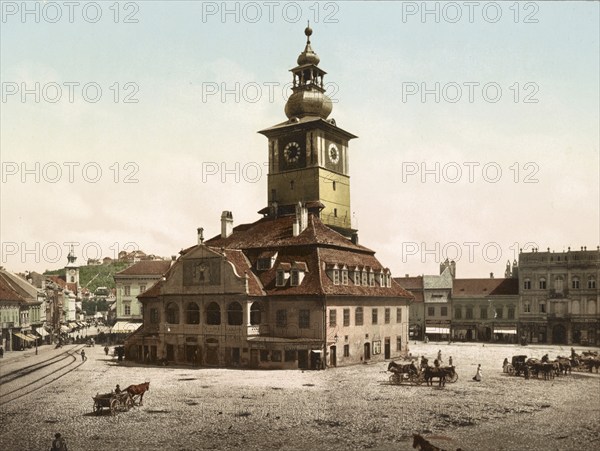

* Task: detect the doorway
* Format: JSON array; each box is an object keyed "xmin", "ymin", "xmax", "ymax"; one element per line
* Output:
[
  {"xmin": 298, "ymin": 350, "xmax": 308, "ymax": 369},
  {"xmin": 384, "ymin": 338, "xmax": 390, "ymax": 359},
  {"xmin": 364, "ymin": 342, "xmax": 371, "ymax": 360},
  {"xmin": 329, "ymin": 345, "xmax": 337, "ymax": 367},
  {"xmin": 552, "ymin": 325, "xmax": 567, "ymax": 344}
]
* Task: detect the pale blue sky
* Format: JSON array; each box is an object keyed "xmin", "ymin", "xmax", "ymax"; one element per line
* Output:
[{"xmin": 1, "ymin": 1, "xmax": 599, "ymax": 277}]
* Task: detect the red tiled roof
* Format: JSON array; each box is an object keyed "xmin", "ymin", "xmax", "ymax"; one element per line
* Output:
[
  {"xmin": 394, "ymin": 276, "xmax": 423, "ymax": 290},
  {"xmin": 453, "ymin": 278, "xmax": 519, "ymax": 296},
  {"xmin": 0, "ymin": 273, "xmax": 29, "ymax": 303},
  {"xmin": 48, "ymin": 275, "xmax": 67, "ymax": 289},
  {"xmin": 221, "ymin": 249, "xmax": 265, "ymax": 297},
  {"xmin": 138, "ymin": 280, "xmax": 163, "ymax": 299},
  {"xmin": 66, "ymin": 282, "xmax": 78, "ymax": 293},
  {"xmin": 116, "ymin": 260, "xmax": 172, "ymax": 276}
]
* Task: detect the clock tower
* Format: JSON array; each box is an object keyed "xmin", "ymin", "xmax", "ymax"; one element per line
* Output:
[
  {"xmin": 259, "ymin": 25, "xmax": 357, "ymax": 237},
  {"xmin": 65, "ymin": 244, "xmax": 79, "ymax": 286}
]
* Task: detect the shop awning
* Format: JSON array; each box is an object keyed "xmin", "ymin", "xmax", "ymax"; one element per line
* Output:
[
  {"xmin": 13, "ymin": 332, "xmax": 35, "ymax": 342},
  {"xmin": 111, "ymin": 321, "xmax": 142, "ymax": 333},
  {"xmin": 426, "ymin": 327, "xmax": 450, "ymax": 334},
  {"xmin": 60, "ymin": 325, "xmax": 70, "ymax": 333},
  {"xmin": 25, "ymin": 333, "xmax": 38, "ymax": 341},
  {"xmin": 494, "ymin": 328, "xmax": 517, "ymax": 334},
  {"xmin": 36, "ymin": 328, "xmax": 49, "ymax": 337}
]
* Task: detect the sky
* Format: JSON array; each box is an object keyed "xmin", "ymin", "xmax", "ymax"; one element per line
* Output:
[{"xmin": 1, "ymin": 1, "xmax": 599, "ymax": 279}]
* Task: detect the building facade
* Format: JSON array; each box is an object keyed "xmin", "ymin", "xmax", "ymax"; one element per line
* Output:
[
  {"xmin": 126, "ymin": 26, "xmax": 413, "ymax": 368},
  {"xmin": 519, "ymin": 247, "xmax": 599, "ymax": 345},
  {"xmin": 113, "ymin": 260, "xmax": 172, "ymax": 333}
]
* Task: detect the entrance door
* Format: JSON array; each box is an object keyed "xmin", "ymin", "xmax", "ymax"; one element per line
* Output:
[
  {"xmin": 298, "ymin": 350, "xmax": 308, "ymax": 369},
  {"xmin": 384, "ymin": 338, "xmax": 390, "ymax": 359},
  {"xmin": 364, "ymin": 342, "xmax": 371, "ymax": 360},
  {"xmin": 166, "ymin": 344, "xmax": 175, "ymax": 362},
  {"xmin": 205, "ymin": 339, "xmax": 219, "ymax": 365},
  {"xmin": 552, "ymin": 325, "xmax": 567, "ymax": 344},
  {"xmin": 329, "ymin": 346, "xmax": 337, "ymax": 367},
  {"xmin": 232, "ymin": 347, "xmax": 241, "ymax": 366},
  {"xmin": 185, "ymin": 345, "xmax": 196, "ymax": 363},
  {"xmin": 250, "ymin": 349, "xmax": 259, "ymax": 368}
]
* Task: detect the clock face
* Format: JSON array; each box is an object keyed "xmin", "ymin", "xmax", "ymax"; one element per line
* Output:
[
  {"xmin": 283, "ymin": 142, "xmax": 301, "ymax": 164},
  {"xmin": 328, "ymin": 143, "xmax": 340, "ymax": 164},
  {"xmin": 69, "ymin": 269, "xmax": 76, "ymax": 275}
]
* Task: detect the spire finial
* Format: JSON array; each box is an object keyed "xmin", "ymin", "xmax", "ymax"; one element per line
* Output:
[{"xmin": 305, "ymin": 20, "xmax": 312, "ymax": 44}]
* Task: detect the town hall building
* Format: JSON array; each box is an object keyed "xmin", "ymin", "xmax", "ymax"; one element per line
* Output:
[{"xmin": 125, "ymin": 26, "xmax": 413, "ymax": 369}]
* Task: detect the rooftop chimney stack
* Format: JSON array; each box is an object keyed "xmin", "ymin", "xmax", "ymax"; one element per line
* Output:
[
  {"xmin": 490, "ymin": 272, "xmax": 494, "ymax": 279},
  {"xmin": 221, "ymin": 211, "xmax": 233, "ymax": 238},
  {"xmin": 197, "ymin": 227, "xmax": 204, "ymax": 245},
  {"xmin": 293, "ymin": 202, "xmax": 308, "ymax": 237}
]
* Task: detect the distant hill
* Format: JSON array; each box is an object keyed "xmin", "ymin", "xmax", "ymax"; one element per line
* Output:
[{"xmin": 44, "ymin": 262, "xmax": 131, "ymax": 292}]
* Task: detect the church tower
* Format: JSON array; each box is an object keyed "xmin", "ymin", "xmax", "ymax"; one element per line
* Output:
[
  {"xmin": 65, "ymin": 244, "xmax": 79, "ymax": 286},
  {"xmin": 259, "ymin": 24, "xmax": 357, "ymax": 237}
]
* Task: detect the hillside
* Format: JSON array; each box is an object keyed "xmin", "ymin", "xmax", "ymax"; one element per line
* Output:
[{"xmin": 44, "ymin": 262, "xmax": 131, "ymax": 292}]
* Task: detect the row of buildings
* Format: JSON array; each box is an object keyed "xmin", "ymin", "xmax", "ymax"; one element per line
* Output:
[{"xmin": 400, "ymin": 247, "xmax": 600, "ymax": 346}]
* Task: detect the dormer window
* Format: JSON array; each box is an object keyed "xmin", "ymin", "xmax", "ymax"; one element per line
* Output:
[
  {"xmin": 328, "ymin": 263, "xmax": 340, "ymax": 285},
  {"xmin": 353, "ymin": 267, "xmax": 360, "ymax": 285},
  {"xmin": 276, "ymin": 270, "xmax": 286, "ymax": 287},
  {"xmin": 290, "ymin": 261, "xmax": 307, "ymax": 286},
  {"xmin": 257, "ymin": 251, "xmax": 278, "ymax": 271},
  {"xmin": 291, "ymin": 269, "xmax": 299, "ymax": 286},
  {"xmin": 369, "ymin": 269, "xmax": 375, "ymax": 287},
  {"xmin": 341, "ymin": 266, "xmax": 349, "ymax": 285},
  {"xmin": 362, "ymin": 269, "xmax": 368, "ymax": 286},
  {"xmin": 378, "ymin": 271, "xmax": 384, "ymax": 286}
]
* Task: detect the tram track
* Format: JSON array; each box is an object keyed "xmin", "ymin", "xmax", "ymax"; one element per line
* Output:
[{"xmin": 0, "ymin": 346, "xmax": 86, "ymax": 407}]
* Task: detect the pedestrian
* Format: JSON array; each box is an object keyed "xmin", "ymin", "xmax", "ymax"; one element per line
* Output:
[
  {"xmin": 0, "ymin": 346, "xmax": 4, "ymax": 358},
  {"xmin": 80, "ymin": 349, "xmax": 86, "ymax": 362},
  {"xmin": 472, "ymin": 364, "xmax": 482, "ymax": 381},
  {"xmin": 104, "ymin": 345, "xmax": 109, "ymax": 356},
  {"xmin": 115, "ymin": 384, "xmax": 121, "ymax": 394},
  {"xmin": 50, "ymin": 432, "xmax": 68, "ymax": 451},
  {"xmin": 437, "ymin": 349, "xmax": 442, "ymax": 363},
  {"xmin": 449, "ymin": 356, "xmax": 453, "ymax": 367},
  {"xmin": 503, "ymin": 358, "xmax": 509, "ymax": 372}
]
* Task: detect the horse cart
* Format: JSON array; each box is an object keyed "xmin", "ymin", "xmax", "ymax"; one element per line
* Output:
[
  {"xmin": 388, "ymin": 361, "xmax": 424, "ymax": 385},
  {"xmin": 92, "ymin": 391, "xmax": 133, "ymax": 415}
]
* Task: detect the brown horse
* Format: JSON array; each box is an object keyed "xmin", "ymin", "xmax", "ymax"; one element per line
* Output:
[{"xmin": 125, "ymin": 381, "xmax": 150, "ymax": 405}]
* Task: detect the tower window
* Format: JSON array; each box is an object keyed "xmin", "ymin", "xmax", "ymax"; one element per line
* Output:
[
  {"xmin": 334, "ymin": 208, "xmax": 338, "ymax": 217},
  {"xmin": 332, "ymin": 181, "xmax": 336, "ymax": 191}
]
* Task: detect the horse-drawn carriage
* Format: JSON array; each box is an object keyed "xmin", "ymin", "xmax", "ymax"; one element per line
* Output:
[
  {"xmin": 388, "ymin": 361, "xmax": 424, "ymax": 385},
  {"xmin": 388, "ymin": 361, "xmax": 458, "ymax": 387},
  {"xmin": 92, "ymin": 391, "xmax": 133, "ymax": 415},
  {"xmin": 506, "ymin": 355, "xmax": 529, "ymax": 377},
  {"xmin": 92, "ymin": 382, "xmax": 150, "ymax": 415}
]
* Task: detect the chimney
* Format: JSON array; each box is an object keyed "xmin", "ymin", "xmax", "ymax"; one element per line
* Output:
[
  {"xmin": 351, "ymin": 232, "xmax": 359, "ymax": 245},
  {"xmin": 405, "ymin": 274, "xmax": 409, "ymax": 277},
  {"xmin": 221, "ymin": 211, "xmax": 233, "ymax": 238},
  {"xmin": 171, "ymin": 255, "xmax": 177, "ymax": 266},
  {"xmin": 490, "ymin": 272, "xmax": 494, "ymax": 279},
  {"xmin": 293, "ymin": 202, "xmax": 308, "ymax": 237},
  {"xmin": 197, "ymin": 227, "xmax": 204, "ymax": 245}
]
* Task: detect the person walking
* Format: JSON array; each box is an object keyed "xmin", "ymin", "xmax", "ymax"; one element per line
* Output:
[
  {"xmin": 449, "ymin": 356, "xmax": 453, "ymax": 367},
  {"xmin": 80, "ymin": 349, "xmax": 86, "ymax": 362},
  {"xmin": 50, "ymin": 432, "xmax": 68, "ymax": 451},
  {"xmin": 437, "ymin": 349, "xmax": 442, "ymax": 363},
  {"xmin": 472, "ymin": 364, "xmax": 482, "ymax": 381}
]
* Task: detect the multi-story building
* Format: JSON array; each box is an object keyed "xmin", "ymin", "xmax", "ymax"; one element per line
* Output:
[
  {"xmin": 519, "ymin": 247, "xmax": 599, "ymax": 345},
  {"xmin": 126, "ymin": 26, "xmax": 413, "ymax": 368},
  {"xmin": 452, "ymin": 270, "xmax": 519, "ymax": 342},
  {"xmin": 421, "ymin": 261, "xmax": 454, "ymax": 340},
  {"xmin": 0, "ymin": 268, "xmax": 44, "ymax": 350},
  {"xmin": 394, "ymin": 275, "xmax": 424, "ymax": 340},
  {"xmin": 112, "ymin": 260, "xmax": 172, "ymax": 333}
]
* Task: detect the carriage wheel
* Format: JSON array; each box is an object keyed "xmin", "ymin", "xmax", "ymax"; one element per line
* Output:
[
  {"xmin": 93, "ymin": 402, "xmax": 102, "ymax": 415},
  {"xmin": 508, "ymin": 365, "xmax": 515, "ymax": 375},
  {"xmin": 389, "ymin": 373, "xmax": 401, "ymax": 385},
  {"xmin": 448, "ymin": 372, "xmax": 458, "ymax": 383},
  {"xmin": 414, "ymin": 374, "xmax": 424, "ymax": 386},
  {"xmin": 109, "ymin": 398, "xmax": 118, "ymax": 415}
]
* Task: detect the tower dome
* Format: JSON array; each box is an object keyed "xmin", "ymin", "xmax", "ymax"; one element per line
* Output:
[{"xmin": 284, "ymin": 24, "xmax": 332, "ymax": 120}]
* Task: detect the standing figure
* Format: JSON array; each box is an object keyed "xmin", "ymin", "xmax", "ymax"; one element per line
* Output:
[
  {"xmin": 472, "ymin": 364, "xmax": 482, "ymax": 381},
  {"xmin": 50, "ymin": 432, "xmax": 68, "ymax": 451},
  {"xmin": 115, "ymin": 384, "xmax": 121, "ymax": 394},
  {"xmin": 80, "ymin": 349, "xmax": 86, "ymax": 362},
  {"xmin": 104, "ymin": 346, "xmax": 109, "ymax": 356},
  {"xmin": 503, "ymin": 358, "xmax": 509, "ymax": 372},
  {"xmin": 449, "ymin": 356, "xmax": 453, "ymax": 367},
  {"xmin": 437, "ymin": 349, "xmax": 442, "ymax": 363}
]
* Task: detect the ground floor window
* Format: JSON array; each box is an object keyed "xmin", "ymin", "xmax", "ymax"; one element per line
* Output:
[
  {"xmin": 260, "ymin": 350, "xmax": 269, "ymax": 361},
  {"xmin": 343, "ymin": 344, "xmax": 350, "ymax": 357},
  {"xmin": 396, "ymin": 336, "xmax": 402, "ymax": 351},
  {"xmin": 285, "ymin": 350, "xmax": 296, "ymax": 362},
  {"xmin": 271, "ymin": 350, "xmax": 282, "ymax": 362}
]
